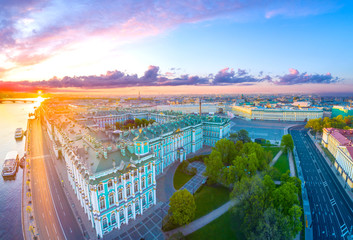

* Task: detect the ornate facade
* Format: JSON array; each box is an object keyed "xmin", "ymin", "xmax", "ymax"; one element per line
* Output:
[{"xmin": 42, "ymin": 106, "xmax": 230, "ymax": 237}]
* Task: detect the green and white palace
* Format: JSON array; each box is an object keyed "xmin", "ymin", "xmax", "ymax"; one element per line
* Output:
[{"xmin": 42, "ymin": 107, "xmax": 230, "ymax": 238}]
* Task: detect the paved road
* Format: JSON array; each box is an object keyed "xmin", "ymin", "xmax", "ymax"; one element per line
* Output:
[
  {"xmin": 290, "ymin": 126, "xmax": 353, "ymax": 239},
  {"xmin": 30, "ymin": 118, "xmax": 82, "ymax": 240}
]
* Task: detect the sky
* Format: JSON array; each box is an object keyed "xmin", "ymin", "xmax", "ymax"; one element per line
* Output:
[{"xmin": 0, "ymin": 0, "xmax": 353, "ymax": 95}]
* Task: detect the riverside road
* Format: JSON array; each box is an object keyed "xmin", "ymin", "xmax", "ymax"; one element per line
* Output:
[
  {"xmin": 290, "ymin": 126, "xmax": 353, "ymax": 239},
  {"xmin": 29, "ymin": 118, "xmax": 82, "ymax": 240}
]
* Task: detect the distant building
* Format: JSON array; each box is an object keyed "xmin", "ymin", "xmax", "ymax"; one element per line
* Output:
[
  {"xmin": 232, "ymin": 105, "xmax": 323, "ymax": 121},
  {"xmin": 332, "ymin": 105, "xmax": 353, "ymax": 118},
  {"xmin": 322, "ymin": 128, "xmax": 353, "ymax": 188},
  {"xmin": 42, "ymin": 105, "xmax": 230, "ymax": 238},
  {"xmin": 292, "ymin": 101, "xmax": 311, "ymax": 107}
]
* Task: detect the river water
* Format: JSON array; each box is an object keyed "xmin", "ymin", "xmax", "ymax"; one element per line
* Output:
[{"xmin": 0, "ymin": 102, "xmax": 39, "ymax": 240}]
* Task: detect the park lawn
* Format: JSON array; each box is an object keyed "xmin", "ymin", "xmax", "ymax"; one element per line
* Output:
[
  {"xmin": 186, "ymin": 211, "xmax": 245, "ymax": 240},
  {"xmin": 173, "ymin": 164, "xmax": 194, "ymax": 190},
  {"xmin": 263, "ymin": 146, "xmax": 281, "ymax": 159},
  {"xmin": 194, "ymin": 185, "xmax": 230, "ymax": 219},
  {"xmin": 273, "ymin": 152, "xmax": 290, "ymax": 174}
]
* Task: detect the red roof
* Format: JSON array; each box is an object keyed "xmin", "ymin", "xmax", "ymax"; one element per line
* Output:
[{"xmin": 327, "ymin": 128, "xmax": 353, "ymax": 146}]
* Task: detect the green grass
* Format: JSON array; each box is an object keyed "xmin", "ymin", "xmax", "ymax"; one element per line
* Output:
[
  {"xmin": 186, "ymin": 210, "xmax": 245, "ymax": 240},
  {"xmin": 273, "ymin": 152, "xmax": 290, "ymax": 174},
  {"xmin": 263, "ymin": 146, "xmax": 281, "ymax": 159},
  {"xmin": 173, "ymin": 164, "xmax": 194, "ymax": 190},
  {"xmin": 193, "ymin": 185, "xmax": 230, "ymax": 219}
]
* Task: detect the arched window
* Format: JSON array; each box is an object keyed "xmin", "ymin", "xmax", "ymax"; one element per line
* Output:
[
  {"xmin": 149, "ymin": 191, "xmax": 153, "ymax": 202},
  {"xmin": 118, "ymin": 189, "xmax": 123, "ymax": 201},
  {"xmin": 148, "ymin": 174, "xmax": 152, "ymax": 185},
  {"xmin": 103, "ymin": 218, "xmax": 108, "ymax": 229},
  {"xmin": 134, "ymin": 181, "xmax": 138, "ymax": 192},
  {"xmin": 128, "ymin": 205, "xmax": 132, "ymax": 216},
  {"xmin": 100, "ymin": 196, "xmax": 106, "ymax": 210},
  {"xmin": 127, "ymin": 185, "xmax": 131, "ymax": 197},
  {"xmin": 135, "ymin": 201, "xmax": 139, "ymax": 211},
  {"xmin": 142, "ymin": 177, "xmax": 146, "ymax": 189},
  {"xmin": 119, "ymin": 208, "xmax": 124, "ymax": 220},
  {"xmin": 98, "ymin": 184, "xmax": 103, "ymax": 192},
  {"xmin": 107, "ymin": 180, "xmax": 113, "ymax": 189},
  {"xmin": 109, "ymin": 193, "xmax": 115, "ymax": 206},
  {"xmin": 142, "ymin": 196, "xmax": 146, "ymax": 206},
  {"xmin": 111, "ymin": 213, "xmax": 116, "ymax": 225}
]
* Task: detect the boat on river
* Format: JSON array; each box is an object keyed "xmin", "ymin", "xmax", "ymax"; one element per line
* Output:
[
  {"xmin": 2, "ymin": 151, "xmax": 19, "ymax": 177},
  {"xmin": 14, "ymin": 128, "xmax": 23, "ymax": 140}
]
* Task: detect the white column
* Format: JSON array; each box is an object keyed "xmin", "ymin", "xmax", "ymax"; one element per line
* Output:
[
  {"xmin": 140, "ymin": 197, "xmax": 144, "ymax": 215},
  {"xmin": 123, "ymin": 175, "xmax": 127, "ymax": 201},
  {"xmin": 152, "ymin": 162, "xmax": 156, "ymax": 185},
  {"xmin": 153, "ymin": 187, "xmax": 156, "ymax": 205},
  {"xmin": 117, "ymin": 210, "xmax": 121, "ymax": 229},
  {"xmin": 133, "ymin": 200, "xmax": 136, "ymax": 220},
  {"xmin": 124, "ymin": 205, "xmax": 129, "ymax": 224},
  {"xmin": 139, "ymin": 168, "xmax": 142, "ymax": 193},
  {"xmin": 96, "ymin": 217, "xmax": 103, "ymax": 238}
]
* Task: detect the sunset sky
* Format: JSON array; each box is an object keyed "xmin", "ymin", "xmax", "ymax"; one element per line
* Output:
[{"xmin": 1, "ymin": 0, "xmax": 353, "ymax": 95}]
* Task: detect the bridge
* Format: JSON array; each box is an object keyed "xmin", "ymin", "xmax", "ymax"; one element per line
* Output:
[{"xmin": 0, "ymin": 98, "xmax": 37, "ymax": 104}]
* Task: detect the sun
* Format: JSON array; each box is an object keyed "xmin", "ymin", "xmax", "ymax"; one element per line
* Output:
[{"xmin": 37, "ymin": 90, "xmax": 42, "ymax": 95}]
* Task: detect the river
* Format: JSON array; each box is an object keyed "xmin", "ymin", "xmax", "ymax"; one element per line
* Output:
[{"xmin": 0, "ymin": 101, "xmax": 40, "ymax": 240}]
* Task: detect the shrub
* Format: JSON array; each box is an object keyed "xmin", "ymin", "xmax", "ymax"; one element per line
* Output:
[{"xmin": 162, "ymin": 214, "xmax": 178, "ymax": 231}]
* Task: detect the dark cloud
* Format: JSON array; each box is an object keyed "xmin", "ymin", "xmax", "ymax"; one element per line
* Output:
[
  {"xmin": 213, "ymin": 67, "xmax": 271, "ymax": 85},
  {"xmin": 0, "ymin": 66, "xmax": 341, "ymax": 90},
  {"xmin": 274, "ymin": 68, "xmax": 340, "ymax": 85}
]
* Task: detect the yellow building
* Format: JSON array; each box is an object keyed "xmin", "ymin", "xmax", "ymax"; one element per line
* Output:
[
  {"xmin": 322, "ymin": 128, "xmax": 353, "ymax": 188},
  {"xmin": 232, "ymin": 106, "xmax": 323, "ymax": 121}
]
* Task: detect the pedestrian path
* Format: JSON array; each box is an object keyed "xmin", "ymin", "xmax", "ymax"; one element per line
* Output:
[
  {"xmin": 270, "ymin": 149, "xmax": 283, "ymax": 166},
  {"xmin": 165, "ymin": 200, "xmax": 236, "ymax": 237},
  {"xmin": 180, "ymin": 161, "xmax": 206, "ymax": 194},
  {"xmin": 288, "ymin": 151, "xmax": 296, "ymax": 177}
]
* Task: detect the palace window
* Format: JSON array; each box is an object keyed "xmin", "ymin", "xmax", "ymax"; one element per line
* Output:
[
  {"xmin": 142, "ymin": 196, "xmax": 146, "ymax": 206},
  {"xmin": 118, "ymin": 177, "xmax": 122, "ymax": 184},
  {"xmin": 141, "ymin": 167, "xmax": 145, "ymax": 174},
  {"xmin": 107, "ymin": 180, "xmax": 113, "ymax": 189},
  {"xmin": 142, "ymin": 177, "xmax": 146, "ymax": 189},
  {"xmin": 126, "ymin": 173, "xmax": 130, "ymax": 181},
  {"xmin": 103, "ymin": 218, "xmax": 108, "ymax": 229},
  {"xmin": 98, "ymin": 184, "xmax": 103, "ymax": 192},
  {"xmin": 119, "ymin": 209, "xmax": 124, "ymax": 220},
  {"xmin": 109, "ymin": 193, "xmax": 115, "ymax": 206},
  {"xmin": 134, "ymin": 181, "xmax": 138, "ymax": 192},
  {"xmin": 134, "ymin": 170, "xmax": 137, "ymax": 177},
  {"xmin": 148, "ymin": 164, "xmax": 151, "ymax": 171},
  {"xmin": 135, "ymin": 201, "xmax": 139, "ymax": 211},
  {"xmin": 118, "ymin": 189, "xmax": 123, "ymax": 201},
  {"xmin": 148, "ymin": 174, "xmax": 152, "ymax": 185},
  {"xmin": 127, "ymin": 185, "xmax": 131, "ymax": 197},
  {"xmin": 100, "ymin": 197, "xmax": 106, "ymax": 210},
  {"xmin": 149, "ymin": 191, "xmax": 153, "ymax": 202},
  {"xmin": 128, "ymin": 205, "xmax": 132, "ymax": 216},
  {"xmin": 111, "ymin": 213, "xmax": 116, "ymax": 225}
]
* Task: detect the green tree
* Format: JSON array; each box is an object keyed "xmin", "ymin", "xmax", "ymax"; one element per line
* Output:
[
  {"xmin": 280, "ymin": 134, "xmax": 294, "ymax": 153},
  {"xmin": 288, "ymin": 205, "xmax": 303, "ymax": 237},
  {"xmin": 273, "ymin": 182, "xmax": 299, "ymax": 215},
  {"xmin": 213, "ymin": 138, "xmax": 236, "ymax": 165},
  {"xmin": 204, "ymin": 151, "xmax": 224, "ymax": 183},
  {"xmin": 169, "ymin": 189, "xmax": 196, "ymax": 226},
  {"xmin": 249, "ymin": 207, "xmax": 291, "ymax": 240},
  {"xmin": 237, "ymin": 129, "xmax": 251, "ymax": 143},
  {"xmin": 135, "ymin": 118, "xmax": 142, "ymax": 127}
]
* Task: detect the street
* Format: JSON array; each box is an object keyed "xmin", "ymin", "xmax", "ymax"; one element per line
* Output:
[
  {"xmin": 29, "ymin": 118, "xmax": 83, "ymax": 240},
  {"xmin": 290, "ymin": 126, "xmax": 353, "ymax": 239}
]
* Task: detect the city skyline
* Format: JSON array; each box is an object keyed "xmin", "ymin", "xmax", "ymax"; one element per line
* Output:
[{"xmin": 1, "ymin": 0, "xmax": 353, "ymax": 94}]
